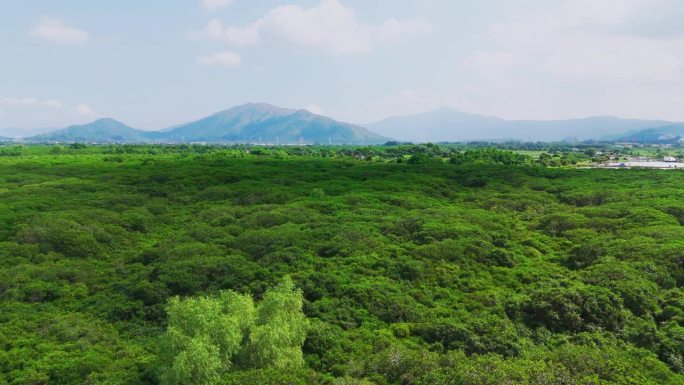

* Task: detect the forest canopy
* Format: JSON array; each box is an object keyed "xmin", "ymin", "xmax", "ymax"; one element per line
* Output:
[{"xmin": 0, "ymin": 144, "xmax": 682, "ymax": 384}]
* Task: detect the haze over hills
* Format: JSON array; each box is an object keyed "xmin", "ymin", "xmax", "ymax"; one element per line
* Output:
[
  {"xmin": 13, "ymin": 104, "xmax": 684, "ymax": 144},
  {"xmin": 24, "ymin": 103, "xmax": 389, "ymax": 145},
  {"xmin": 32, "ymin": 118, "xmax": 150, "ymax": 143},
  {"xmin": 610, "ymin": 124, "xmax": 684, "ymax": 144},
  {"xmin": 366, "ymin": 108, "xmax": 676, "ymax": 142}
]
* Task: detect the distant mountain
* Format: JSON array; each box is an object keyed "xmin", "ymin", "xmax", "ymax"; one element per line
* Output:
[
  {"xmin": 157, "ymin": 103, "xmax": 388, "ymax": 144},
  {"xmin": 612, "ymin": 124, "xmax": 684, "ymax": 144},
  {"xmin": 25, "ymin": 104, "xmax": 682, "ymax": 144},
  {"xmin": 27, "ymin": 103, "xmax": 389, "ymax": 145},
  {"xmin": 367, "ymin": 108, "xmax": 675, "ymax": 142},
  {"xmin": 31, "ymin": 118, "xmax": 149, "ymax": 143}
]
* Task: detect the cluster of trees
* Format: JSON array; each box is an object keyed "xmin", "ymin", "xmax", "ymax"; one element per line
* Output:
[
  {"xmin": 158, "ymin": 277, "xmax": 307, "ymax": 385},
  {"xmin": 0, "ymin": 143, "xmax": 569, "ymax": 165},
  {"xmin": 448, "ymin": 148, "xmax": 530, "ymax": 166},
  {"xmin": 0, "ymin": 144, "xmax": 682, "ymax": 384}
]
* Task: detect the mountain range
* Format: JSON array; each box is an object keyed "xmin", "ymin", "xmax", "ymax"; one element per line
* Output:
[
  {"xmin": 26, "ymin": 103, "xmax": 388, "ymax": 145},
  {"xmin": 367, "ymin": 108, "xmax": 680, "ymax": 143},
  {"xmin": 607, "ymin": 124, "xmax": 684, "ymax": 143},
  {"xmin": 9, "ymin": 103, "xmax": 684, "ymax": 144},
  {"xmin": 31, "ymin": 118, "xmax": 149, "ymax": 143},
  {"xmin": 148, "ymin": 103, "xmax": 386, "ymax": 144}
]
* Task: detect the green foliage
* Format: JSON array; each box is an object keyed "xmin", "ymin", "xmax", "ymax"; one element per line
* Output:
[
  {"xmin": 519, "ymin": 283, "xmax": 625, "ymax": 333},
  {"xmin": 0, "ymin": 144, "xmax": 683, "ymax": 384},
  {"xmin": 243, "ymin": 277, "xmax": 309, "ymax": 369},
  {"xmin": 16, "ymin": 215, "xmax": 104, "ymax": 258},
  {"xmin": 449, "ymin": 148, "xmax": 530, "ymax": 166},
  {"xmin": 158, "ymin": 277, "xmax": 307, "ymax": 384},
  {"xmin": 158, "ymin": 291, "xmax": 254, "ymax": 385}
]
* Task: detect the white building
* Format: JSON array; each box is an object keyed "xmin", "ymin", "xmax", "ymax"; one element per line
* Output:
[{"xmin": 664, "ymin": 156, "xmax": 678, "ymax": 162}]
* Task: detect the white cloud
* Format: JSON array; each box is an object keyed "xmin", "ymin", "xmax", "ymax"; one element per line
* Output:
[
  {"xmin": 466, "ymin": 0, "xmax": 684, "ymax": 82},
  {"xmin": 453, "ymin": 0, "xmax": 684, "ymax": 120},
  {"xmin": 304, "ymin": 104, "xmax": 324, "ymax": 115},
  {"xmin": 75, "ymin": 103, "xmax": 99, "ymax": 118},
  {"xmin": 197, "ymin": 19, "xmax": 260, "ymax": 46},
  {"xmin": 29, "ymin": 16, "xmax": 89, "ymax": 45},
  {"xmin": 201, "ymin": 0, "xmax": 234, "ymax": 11},
  {"xmin": 193, "ymin": 0, "xmax": 432, "ymax": 55},
  {"xmin": 196, "ymin": 51, "xmax": 242, "ymax": 68},
  {"xmin": 373, "ymin": 18, "xmax": 433, "ymax": 41}
]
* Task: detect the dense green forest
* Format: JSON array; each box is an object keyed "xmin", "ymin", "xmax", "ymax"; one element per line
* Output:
[{"xmin": 0, "ymin": 144, "xmax": 682, "ymax": 384}]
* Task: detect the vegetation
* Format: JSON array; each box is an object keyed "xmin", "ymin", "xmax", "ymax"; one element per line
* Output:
[
  {"xmin": 0, "ymin": 144, "xmax": 682, "ymax": 384},
  {"xmin": 158, "ymin": 277, "xmax": 306, "ymax": 385}
]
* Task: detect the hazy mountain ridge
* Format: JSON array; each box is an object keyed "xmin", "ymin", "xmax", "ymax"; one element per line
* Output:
[
  {"xmin": 611, "ymin": 124, "xmax": 684, "ymax": 143},
  {"xmin": 367, "ymin": 109, "xmax": 676, "ymax": 142},
  {"xmin": 32, "ymin": 118, "xmax": 149, "ymax": 143},
  {"xmin": 25, "ymin": 103, "xmax": 389, "ymax": 144},
  {"xmin": 158, "ymin": 103, "xmax": 388, "ymax": 144},
  {"xmin": 16, "ymin": 105, "xmax": 684, "ymax": 144}
]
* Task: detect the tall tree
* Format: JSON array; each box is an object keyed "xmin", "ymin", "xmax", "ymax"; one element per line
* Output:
[
  {"xmin": 243, "ymin": 276, "xmax": 309, "ymax": 369},
  {"xmin": 158, "ymin": 292, "xmax": 254, "ymax": 385},
  {"xmin": 158, "ymin": 277, "xmax": 307, "ymax": 384}
]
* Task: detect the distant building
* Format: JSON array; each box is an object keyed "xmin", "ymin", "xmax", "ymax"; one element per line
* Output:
[{"xmin": 664, "ymin": 156, "xmax": 678, "ymax": 162}]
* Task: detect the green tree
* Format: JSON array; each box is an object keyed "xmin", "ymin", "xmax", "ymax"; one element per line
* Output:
[
  {"xmin": 158, "ymin": 291, "xmax": 255, "ymax": 385},
  {"xmin": 243, "ymin": 276, "xmax": 309, "ymax": 369},
  {"xmin": 158, "ymin": 278, "xmax": 307, "ymax": 384}
]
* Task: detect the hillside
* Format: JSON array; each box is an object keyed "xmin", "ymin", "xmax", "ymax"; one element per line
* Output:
[
  {"xmin": 367, "ymin": 108, "xmax": 674, "ymax": 142},
  {"xmin": 26, "ymin": 104, "xmax": 389, "ymax": 145},
  {"xmin": 30, "ymin": 118, "xmax": 149, "ymax": 143},
  {"xmin": 158, "ymin": 103, "xmax": 389, "ymax": 144},
  {"xmin": 612, "ymin": 124, "xmax": 684, "ymax": 143}
]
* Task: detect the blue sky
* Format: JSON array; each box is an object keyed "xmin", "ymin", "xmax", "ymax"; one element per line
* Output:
[{"xmin": 2, "ymin": 0, "xmax": 684, "ymax": 132}]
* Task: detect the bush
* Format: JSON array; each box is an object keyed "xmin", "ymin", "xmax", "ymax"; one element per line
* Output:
[{"xmin": 520, "ymin": 284, "xmax": 625, "ymax": 333}]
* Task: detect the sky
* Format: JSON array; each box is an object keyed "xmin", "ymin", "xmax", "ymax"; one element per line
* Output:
[{"xmin": 2, "ymin": 0, "xmax": 684, "ymax": 132}]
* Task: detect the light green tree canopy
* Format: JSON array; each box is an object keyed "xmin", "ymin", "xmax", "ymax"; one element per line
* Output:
[
  {"xmin": 158, "ymin": 277, "xmax": 307, "ymax": 385},
  {"xmin": 244, "ymin": 276, "xmax": 309, "ymax": 369}
]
